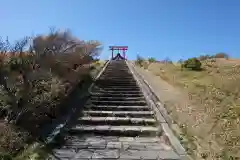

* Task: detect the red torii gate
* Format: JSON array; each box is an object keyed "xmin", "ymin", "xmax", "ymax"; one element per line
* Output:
[{"xmin": 109, "ymin": 46, "xmax": 128, "ymax": 59}]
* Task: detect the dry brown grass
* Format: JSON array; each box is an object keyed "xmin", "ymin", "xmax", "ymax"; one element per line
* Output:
[
  {"xmin": 0, "ymin": 60, "xmax": 105, "ymax": 159},
  {"xmin": 0, "ymin": 30, "xmax": 103, "ymax": 159},
  {"xmin": 144, "ymin": 59, "xmax": 240, "ymax": 159},
  {"xmin": 0, "ymin": 122, "xmax": 30, "ymax": 154}
]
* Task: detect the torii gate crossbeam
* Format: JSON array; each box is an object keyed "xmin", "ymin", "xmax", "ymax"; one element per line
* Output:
[{"xmin": 109, "ymin": 46, "xmax": 128, "ymax": 60}]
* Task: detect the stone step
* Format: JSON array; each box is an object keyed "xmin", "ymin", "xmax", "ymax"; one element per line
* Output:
[
  {"xmin": 100, "ymin": 76, "xmax": 134, "ymax": 80},
  {"xmin": 101, "ymin": 70, "xmax": 131, "ymax": 73},
  {"xmin": 99, "ymin": 75, "xmax": 132, "ymax": 77},
  {"xmin": 101, "ymin": 72, "xmax": 132, "ymax": 74},
  {"xmin": 103, "ymin": 74, "xmax": 131, "ymax": 76},
  {"xmin": 51, "ymin": 137, "xmax": 181, "ymax": 160},
  {"xmin": 105, "ymin": 66, "xmax": 128, "ymax": 68},
  {"xmin": 94, "ymin": 85, "xmax": 139, "ymax": 89},
  {"xmin": 90, "ymin": 90, "xmax": 143, "ymax": 94},
  {"xmin": 95, "ymin": 82, "xmax": 138, "ymax": 86},
  {"xmin": 97, "ymin": 80, "xmax": 136, "ymax": 84},
  {"xmin": 107, "ymin": 64, "xmax": 127, "ymax": 65},
  {"xmin": 83, "ymin": 110, "xmax": 154, "ymax": 118},
  {"xmin": 104, "ymin": 68, "xmax": 130, "ymax": 70},
  {"xmin": 88, "ymin": 100, "xmax": 147, "ymax": 106},
  {"xmin": 108, "ymin": 63, "xmax": 127, "ymax": 65},
  {"xmin": 96, "ymin": 84, "xmax": 137, "ymax": 86},
  {"xmin": 90, "ymin": 92, "xmax": 144, "ymax": 97},
  {"xmin": 103, "ymin": 67, "xmax": 129, "ymax": 69},
  {"xmin": 93, "ymin": 86, "xmax": 140, "ymax": 91},
  {"xmin": 96, "ymin": 80, "xmax": 137, "ymax": 84},
  {"xmin": 107, "ymin": 63, "xmax": 127, "ymax": 65},
  {"xmin": 90, "ymin": 96, "xmax": 145, "ymax": 101},
  {"xmin": 107, "ymin": 63, "xmax": 127, "ymax": 64},
  {"xmin": 96, "ymin": 79, "xmax": 135, "ymax": 83},
  {"xmin": 104, "ymin": 65, "xmax": 128, "ymax": 67},
  {"xmin": 84, "ymin": 105, "xmax": 151, "ymax": 111},
  {"xmin": 102, "ymin": 71, "xmax": 131, "ymax": 74},
  {"xmin": 60, "ymin": 135, "xmax": 164, "ymax": 148},
  {"xmin": 94, "ymin": 84, "xmax": 139, "ymax": 88},
  {"xmin": 97, "ymin": 78, "xmax": 136, "ymax": 82},
  {"xmin": 69, "ymin": 125, "xmax": 161, "ymax": 137},
  {"xmin": 54, "ymin": 136, "xmax": 164, "ymax": 151},
  {"xmin": 77, "ymin": 116, "xmax": 156, "ymax": 125},
  {"xmin": 63, "ymin": 135, "xmax": 162, "ymax": 144},
  {"xmin": 96, "ymin": 78, "xmax": 137, "ymax": 82},
  {"xmin": 106, "ymin": 66, "xmax": 128, "ymax": 68},
  {"xmin": 92, "ymin": 87, "xmax": 141, "ymax": 91},
  {"xmin": 104, "ymin": 71, "xmax": 129, "ymax": 73},
  {"xmin": 101, "ymin": 71, "xmax": 132, "ymax": 74},
  {"xmin": 95, "ymin": 78, "xmax": 137, "ymax": 84}
]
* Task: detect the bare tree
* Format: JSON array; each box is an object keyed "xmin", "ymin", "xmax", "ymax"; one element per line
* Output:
[
  {"xmin": 0, "ymin": 27, "xmax": 103, "ymax": 128},
  {"xmin": 0, "ymin": 37, "xmax": 35, "ymax": 123},
  {"xmin": 0, "ymin": 28, "xmax": 102, "ymax": 125}
]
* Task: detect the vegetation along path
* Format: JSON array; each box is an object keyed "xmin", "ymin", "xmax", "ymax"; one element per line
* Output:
[{"xmin": 45, "ymin": 58, "xmax": 188, "ymax": 160}]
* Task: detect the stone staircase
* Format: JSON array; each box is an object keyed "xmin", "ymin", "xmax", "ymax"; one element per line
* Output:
[
  {"xmin": 49, "ymin": 60, "xmax": 182, "ymax": 160},
  {"xmin": 71, "ymin": 60, "xmax": 160, "ymax": 137}
]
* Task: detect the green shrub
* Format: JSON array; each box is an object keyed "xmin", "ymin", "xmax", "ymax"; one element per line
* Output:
[
  {"xmin": 135, "ymin": 55, "xmax": 145, "ymax": 67},
  {"xmin": 178, "ymin": 59, "xmax": 184, "ymax": 64},
  {"xmin": 0, "ymin": 154, "xmax": 12, "ymax": 160},
  {"xmin": 182, "ymin": 58, "xmax": 202, "ymax": 70},
  {"xmin": 148, "ymin": 57, "xmax": 156, "ymax": 63}
]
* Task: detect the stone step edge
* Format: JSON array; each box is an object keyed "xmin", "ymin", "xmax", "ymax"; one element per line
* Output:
[
  {"xmin": 69, "ymin": 125, "xmax": 162, "ymax": 134},
  {"xmin": 90, "ymin": 92, "xmax": 143, "ymax": 97},
  {"xmin": 88, "ymin": 101, "xmax": 147, "ymax": 106},
  {"xmin": 84, "ymin": 105, "xmax": 150, "ymax": 109},
  {"xmin": 90, "ymin": 96, "xmax": 145, "ymax": 100},
  {"xmin": 90, "ymin": 91, "xmax": 144, "ymax": 97},
  {"xmin": 92, "ymin": 87, "xmax": 140, "ymax": 90},
  {"xmin": 83, "ymin": 110, "xmax": 154, "ymax": 115},
  {"xmin": 78, "ymin": 116, "xmax": 156, "ymax": 124},
  {"xmin": 90, "ymin": 90, "xmax": 142, "ymax": 93}
]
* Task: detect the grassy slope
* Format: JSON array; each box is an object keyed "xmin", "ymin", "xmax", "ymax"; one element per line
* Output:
[{"xmin": 144, "ymin": 58, "xmax": 240, "ymax": 159}]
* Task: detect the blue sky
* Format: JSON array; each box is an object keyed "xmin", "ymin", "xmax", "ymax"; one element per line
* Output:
[{"xmin": 1, "ymin": 0, "xmax": 240, "ymax": 61}]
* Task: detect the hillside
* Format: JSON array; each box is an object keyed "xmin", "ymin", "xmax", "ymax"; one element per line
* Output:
[{"xmin": 135, "ymin": 58, "xmax": 240, "ymax": 159}]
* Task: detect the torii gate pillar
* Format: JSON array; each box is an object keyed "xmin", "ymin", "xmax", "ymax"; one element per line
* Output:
[
  {"xmin": 111, "ymin": 49, "xmax": 114, "ymax": 59},
  {"xmin": 109, "ymin": 46, "xmax": 128, "ymax": 60}
]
